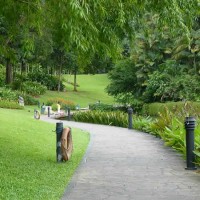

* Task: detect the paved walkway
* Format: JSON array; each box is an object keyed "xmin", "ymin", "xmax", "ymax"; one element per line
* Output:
[{"xmin": 41, "ymin": 116, "xmax": 200, "ymax": 200}]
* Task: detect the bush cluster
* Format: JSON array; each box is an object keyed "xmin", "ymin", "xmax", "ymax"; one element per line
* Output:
[
  {"xmin": 89, "ymin": 103, "xmax": 126, "ymax": 112},
  {"xmin": 21, "ymin": 81, "xmax": 47, "ymax": 96},
  {"xmin": 0, "ymin": 88, "xmax": 38, "ymax": 105},
  {"xmin": 12, "ymin": 74, "xmax": 47, "ymax": 96},
  {"xmin": 28, "ymin": 71, "xmax": 65, "ymax": 91},
  {"xmin": 46, "ymin": 97, "xmax": 76, "ymax": 110},
  {"xmin": 0, "ymin": 100, "xmax": 24, "ymax": 109},
  {"xmin": 74, "ymin": 111, "xmax": 128, "ymax": 127},
  {"xmin": 142, "ymin": 101, "xmax": 200, "ymax": 117}
]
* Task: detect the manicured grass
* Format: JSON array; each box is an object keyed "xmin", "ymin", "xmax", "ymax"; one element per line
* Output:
[
  {"xmin": 38, "ymin": 74, "xmax": 114, "ymax": 107},
  {"xmin": 0, "ymin": 108, "xmax": 89, "ymax": 200}
]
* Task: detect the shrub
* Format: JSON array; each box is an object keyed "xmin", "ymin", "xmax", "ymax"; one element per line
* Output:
[
  {"xmin": 11, "ymin": 74, "xmax": 28, "ymax": 91},
  {"xmin": 46, "ymin": 98, "xmax": 76, "ymax": 110},
  {"xmin": 133, "ymin": 115, "xmax": 153, "ymax": 133},
  {"xmin": 20, "ymin": 94, "xmax": 38, "ymax": 105},
  {"xmin": 142, "ymin": 101, "xmax": 200, "ymax": 117},
  {"xmin": 11, "ymin": 74, "xmax": 47, "ymax": 96},
  {"xmin": 130, "ymin": 99, "xmax": 144, "ymax": 114},
  {"xmin": 21, "ymin": 81, "xmax": 47, "ymax": 96},
  {"xmin": 28, "ymin": 71, "xmax": 65, "ymax": 91},
  {"xmin": 0, "ymin": 88, "xmax": 38, "ymax": 105},
  {"xmin": 0, "ymin": 88, "xmax": 17, "ymax": 101},
  {"xmin": 89, "ymin": 103, "xmax": 126, "ymax": 112},
  {"xmin": 51, "ymin": 103, "xmax": 58, "ymax": 111},
  {"xmin": 74, "ymin": 110, "xmax": 128, "ymax": 127},
  {"xmin": 0, "ymin": 100, "xmax": 23, "ymax": 109},
  {"xmin": 143, "ymin": 69, "xmax": 200, "ymax": 102}
]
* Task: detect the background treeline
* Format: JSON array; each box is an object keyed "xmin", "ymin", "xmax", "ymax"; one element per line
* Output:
[{"xmin": 0, "ymin": 1, "xmax": 199, "ymax": 103}]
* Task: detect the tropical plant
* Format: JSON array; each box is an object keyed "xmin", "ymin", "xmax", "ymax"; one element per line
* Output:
[
  {"xmin": 143, "ymin": 101, "xmax": 200, "ymax": 117},
  {"xmin": 74, "ymin": 111, "xmax": 128, "ymax": 127}
]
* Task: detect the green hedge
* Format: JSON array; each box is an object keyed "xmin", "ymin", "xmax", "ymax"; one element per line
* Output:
[
  {"xmin": 89, "ymin": 103, "xmax": 126, "ymax": 112},
  {"xmin": 142, "ymin": 101, "xmax": 200, "ymax": 117}
]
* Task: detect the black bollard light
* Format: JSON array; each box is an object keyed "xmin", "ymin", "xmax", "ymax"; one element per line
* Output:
[
  {"xmin": 68, "ymin": 107, "xmax": 71, "ymax": 121},
  {"xmin": 185, "ymin": 116, "xmax": 197, "ymax": 170},
  {"xmin": 48, "ymin": 106, "xmax": 50, "ymax": 117},
  {"xmin": 128, "ymin": 107, "xmax": 133, "ymax": 129},
  {"xmin": 56, "ymin": 122, "xmax": 63, "ymax": 162}
]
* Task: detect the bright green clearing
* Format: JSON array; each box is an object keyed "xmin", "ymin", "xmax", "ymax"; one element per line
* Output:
[
  {"xmin": 0, "ymin": 108, "xmax": 89, "ymax": 200},
  {"xmin": 38, "ymin": 74, "xmax": 114, "ymax": 107}
]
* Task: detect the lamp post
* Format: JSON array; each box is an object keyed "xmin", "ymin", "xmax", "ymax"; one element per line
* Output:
[
  {"xmin": 56, "ymin": 122, "xmax": 63, "ymax": 162},
  {"xmin": 185, "ymin": 116, "xmax": 197, "ymax": 170},
  {"xmin": 128, "ymin": 107, "xmax": 133, "ymax": 129}
]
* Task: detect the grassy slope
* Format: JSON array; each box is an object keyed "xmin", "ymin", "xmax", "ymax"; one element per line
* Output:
[
  {"xmin": 0, "ymin": 108, "xmax": 89, "ymax": 200},
  {"xmin": 38, "ymin": 74, "xmax": 114, "ymax": 107}
]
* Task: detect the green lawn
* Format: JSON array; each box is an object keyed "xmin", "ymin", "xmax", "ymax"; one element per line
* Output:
[
  {"xmin": 38, "ymin": 74, "xmax": 114, "ymax": 107},
  {"xmin": 0, "ymin": 108, "xmax": 89, "ymax": 200}
]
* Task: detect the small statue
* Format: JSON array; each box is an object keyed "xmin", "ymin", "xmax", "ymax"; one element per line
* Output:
[{"xmin": 18, "ymin": 96, "xmax": 24, "ymax": 106}]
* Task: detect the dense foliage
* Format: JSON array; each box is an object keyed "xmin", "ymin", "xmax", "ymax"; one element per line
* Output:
[
  {"xmin": 89, "ymin": 103, "xmax": 126, "ymax": 112},
  {"xmin": 74, "ymin": 110, "xmax": 128, "ymax": 127},
  {"xmin": 107, "ymin": 14, "xmax": 200, "ymax": 104},
  {"xmin": 27, "ymin": 70, "xmax": 65, "ymax": 91},
  {"xmin": 0, "ymin": 88, "xmax": 38, "ymax": 105},
  {"xmin": 142, "ymin": 101, "xmax": 200, "ymax": 117},
  {"xmin": 0, "ymin": 1, "xmax": 199, "ymax": 92},
  {"xmin": 46, "ymin": 97, "xmax": 76, "ymax": 110}
]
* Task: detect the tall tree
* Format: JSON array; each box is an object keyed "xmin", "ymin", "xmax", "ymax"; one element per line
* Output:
[{"xmin": 0, "ymin": 0, "xmax": 42, "ymax": 83}]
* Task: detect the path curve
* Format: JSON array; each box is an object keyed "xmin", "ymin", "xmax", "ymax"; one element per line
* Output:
[{"xmin": 41, "ymin": 116, "xmax": 200, "ymax": 200}]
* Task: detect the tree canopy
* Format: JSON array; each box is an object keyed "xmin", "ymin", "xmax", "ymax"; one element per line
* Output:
[
  {"xmin": 1, "ymin": 0, "xmax": 199, "ymax": 58},
  {"xmin": 0, "ymin": 0, "xmax": 199, "ymax": 92}
]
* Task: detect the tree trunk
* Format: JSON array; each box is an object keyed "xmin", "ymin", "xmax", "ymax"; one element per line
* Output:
[
  {"xmin": 21, "ymin": 59, "xmax": 26, "ymax": 75},
  {"xmin": 6, "ymin": 58, "xmax": 13, "ymax": 84},
  {"xmin": 58, "ymin": 64, "xmax": 62, "ymax": 92},
  {"xmin": 13, "ymin": 64, "xmax": 15, "ymax": 81},
  {"xmin": 73, "ymin": 68, "xmax": 77, "ymax": 92},
  {"xmin": 27, "ymin": 64, "xmax": 29, "ymax": 74}
]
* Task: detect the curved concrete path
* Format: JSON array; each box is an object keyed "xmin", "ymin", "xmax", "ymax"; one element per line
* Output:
[{"xmin": 41, "ymin": 116, "xmax": 200, "ymax": 200}]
